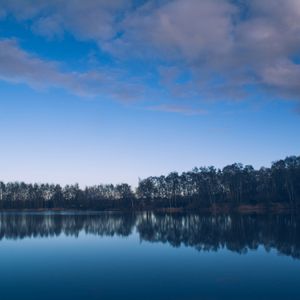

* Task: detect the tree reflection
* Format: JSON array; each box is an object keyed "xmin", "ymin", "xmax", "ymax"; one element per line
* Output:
[{"xmin": 0, "ymin": 212, "xmax": 299, "ymax": 259}]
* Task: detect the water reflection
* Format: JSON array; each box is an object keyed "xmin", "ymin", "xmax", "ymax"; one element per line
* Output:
[{"xmin": 0, "ymin": 212, "xmax": 299, "ymax": 259}]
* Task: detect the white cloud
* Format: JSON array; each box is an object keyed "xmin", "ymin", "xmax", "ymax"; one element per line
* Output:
[
  {"xmin": 0, "ymin": 39, "xmax": 144, "ymax": 101},
  {"xmin": 147, "ymin": 104, "xmax": 208, "ymax": 116},
  {"xmin": 1, "ymin": 0, "xmax": 300, "ymax": 104},
  {"xmin": 117, "ymin": 0, "xmax": 235, "ymax": 61},
  {"xmin": 0, "ymin": 0, "xmax": 128, "ymax": 40},
  {"xmin": 261, "ymin": 59, "xmax": 300, "ymax": 97}
]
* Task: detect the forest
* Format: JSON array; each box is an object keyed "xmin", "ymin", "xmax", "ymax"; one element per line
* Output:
[{"xmin": 0, "ymin": 155, "xmax": 299, "ymax": 210}]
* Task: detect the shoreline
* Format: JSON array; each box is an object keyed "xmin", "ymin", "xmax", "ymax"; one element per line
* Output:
[{"xmin": 0, "ymin": 203, "xmax": 298, "ymax": 214}]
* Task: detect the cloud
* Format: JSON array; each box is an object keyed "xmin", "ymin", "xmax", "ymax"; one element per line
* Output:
[
  {"xmin": 147, "ymin": 104, "xmax": 208, "ymax": 116},
  {"xmin": 295, "ymin": 106, "xmax": 300, "ymax": 115},
  {"xmin": 0, "ymin": 0, "xmax": 128, "ymax": 40},
  {"xmin": 0, "ymin": 39, "xmax": 144, "ymax": 101},
  {"xmin": 115, "ymin": 0, "xmax": 235, "ymax": 61},
  {"xmin": 1, "ymin": 0, "xmax": 300, "ymax": 106},
  {"xmin": 0, "ymin": 39, "xmax": 79, "ymax": 91},
  {"xmin": 109, "ymin": 0, "xmax": 300, "ymax": 102},
  {"xmin": 32, "ymin": 15, "xmax": 65, "ymax": 39},
  {"xmin": 260, "ymin": 59, "xmax": 300, "ymax": 97}
]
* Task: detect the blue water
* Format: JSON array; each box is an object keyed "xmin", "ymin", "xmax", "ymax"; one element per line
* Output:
[{"xmin": 0, "ymin": 212, "xmax": 299, "ymax": 299}]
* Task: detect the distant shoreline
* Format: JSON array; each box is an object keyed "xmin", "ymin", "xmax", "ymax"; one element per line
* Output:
[
  {"xmin": 0, "ymin": 203, "xmax": 297, "ymax": 214},
  {"xmin": 1, "ymin": 155, "xmax": 299, "ymax": 212}
]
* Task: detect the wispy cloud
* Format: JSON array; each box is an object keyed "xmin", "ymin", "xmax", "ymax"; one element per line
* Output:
[
  {"xmin": 294, "ymin": 106, "xmax": 300, "ymax": 115},
  {"xmin": 0, "ymin": 39, "xmax": 144, "ymax": 102},
  {"xmin": 0, "ymin": 0, "xmax": 128, "ymax": 40},
  {"xmin": 147, "ymin": 104, "xmax": 208, "ymax": 116}
]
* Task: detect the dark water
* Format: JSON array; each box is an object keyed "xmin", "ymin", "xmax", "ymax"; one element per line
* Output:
[{"xmin": 0, "ymin": 212, "xmax": 300, "ymax": 300}]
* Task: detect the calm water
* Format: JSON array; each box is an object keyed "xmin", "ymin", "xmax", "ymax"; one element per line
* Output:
[{"xmin": 0, "ymin": 212, "xmax": 300, "ymax": 300}]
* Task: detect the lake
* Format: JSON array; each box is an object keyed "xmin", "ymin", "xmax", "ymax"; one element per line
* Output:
[{"xmin": 0, "ymin": 212, "xmax": 299, "ymax": 300}]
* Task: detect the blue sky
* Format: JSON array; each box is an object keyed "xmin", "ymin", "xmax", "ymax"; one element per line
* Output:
[{"xmin": 0, "ymin": 0, "xmax": 299, "ymax": 187}]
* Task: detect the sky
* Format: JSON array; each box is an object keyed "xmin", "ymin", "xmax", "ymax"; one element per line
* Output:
[{"xmin": 0, "ymin": 0, "xmax": 300, "ymax": 187}]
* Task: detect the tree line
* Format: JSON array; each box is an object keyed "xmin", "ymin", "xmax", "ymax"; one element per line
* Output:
[{"xmin": 0, "ymin": 155, "xmax": 300, "ymax": 210}]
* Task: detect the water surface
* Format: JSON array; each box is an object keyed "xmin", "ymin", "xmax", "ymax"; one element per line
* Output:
[{"xmin": 0, "ymin": 212, "xmax": 299, "ymax": 300}]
